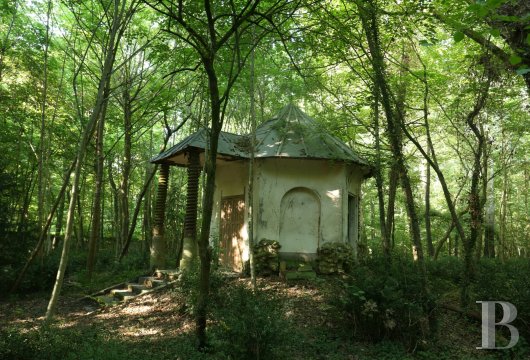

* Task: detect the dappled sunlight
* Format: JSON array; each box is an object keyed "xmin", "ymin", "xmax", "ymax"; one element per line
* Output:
[{"xmin": 326, "ymin": 189, "xmax": 341, "ymax": 207}]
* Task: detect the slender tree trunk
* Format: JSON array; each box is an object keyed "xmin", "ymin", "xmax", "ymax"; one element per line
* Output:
[
  {"xmin": 434, "ymin": 221, "xmax": 456, "ymax": 260},
  {"xmin": 45, "ymin": 0, "xmax": 126, "ymax": 321},
  {"xmin": 425, "ymin": 146, "xmax": 434, "ymax": 257},
  {"xmin": 10, "ymin": 160, "xmax": 75, "ymax": 293},
  {"xmin": 247, "ymin": 31, "xmax": 257, "ymax": 289},
  {"xmin": 108, "ymin": 160, "xmax": 120, "ymax": 255},
  {"xmin": 483, "ymin": 150, "xmax": 495, "ymax": 258},
  {"xmin": 499, "ymin": 131, "xmax": 508, "ymax": 260},
  {"xmin": 421, "ymin": 60, "xmax": 434, "ymax": 258},
  {"xmin": 520, "ymin": 165, "xmax": 530, "ymax": 252},
  {"xmin": 53, "ymin": 183, "xmax": 66, "ymax": 250},
  {"xmin": 37, "ymin": 0, "xmax": 52, "ymax": 239},
  {"xmin": 196, "ymin": 59, "xmax": 223, "ymax": 349},
  {"xmin": 386, "ymin": 165, "xmax": 398, "ymax": 247},
  {"xmin": 0, "ymin": 1, "xmax": 18, "ymax": 83},
  {"xmin": 119, "ymin": 80, "xmax": 132, "ymax": 254},
  {"xmin": 357, "ymin": 0, "xmax": 431, "ymax": 334},
  {"xmin": 120, "ymin": 123, "xmax": 178, "ymax": 261},
  {"xmin": 120, "ymin": 166, "xmax": 156, "ymax": 261},
  {"xmin": 87, "ymin": 101, "xmax": 107, "ymax": 279},
  {"xmin": 76, "ymin": 181, "xmax": 84, "ymax": 248},
  {"xmin": 372, "ymin": 84, "xmax": 389, "ymax": 258},
  {"xmin": 461, "ymin": 78, "xmax": 491, "ymax": 307}
]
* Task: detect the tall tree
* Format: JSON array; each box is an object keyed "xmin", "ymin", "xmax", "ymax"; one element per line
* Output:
[
  {"xmin": 45, "ymin": 0, "xmax": 138, "ymax": 321},
  {"xmin": 146, "ymin": 0, "xmax": 297, "ymax": 348},
  {"xmin": 357, "ymin": 1, "xmax": 425, "ymax": 264}
]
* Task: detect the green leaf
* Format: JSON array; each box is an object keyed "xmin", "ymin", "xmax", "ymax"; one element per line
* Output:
[
  {"xmin": 515, "ymin": 68, "xmax": 530, "ymax": 75},
  {"xmin": 453, "ymin": 31, "xmax": 465, "ymax": 43},
  {"xmin": 489, "ymin": 29, "xmax": 501, "ymax": 37},
  {"xmin": 419, "ymin": 39, "xmax": 431, "ymax": 46},
  {"xmin": 509, "ymin": 55, "xmax": 522, "ymax": 65},
  {"xmin": 476, "ymin": 5, "xmax": 489, "ymax": 18},
  {"xmin": 526, "ymin": 33, "xmax": 530, "ymax": 46}
]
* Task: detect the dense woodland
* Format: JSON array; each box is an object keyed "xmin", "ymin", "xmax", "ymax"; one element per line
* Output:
[{"xmin": 1, "ymin": 0, "xmax": 529, "ymax": 359}]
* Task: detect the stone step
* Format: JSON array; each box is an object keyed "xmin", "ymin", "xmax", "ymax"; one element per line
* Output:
[
  {"xmin": 297, "ymin": 264, "xmax": 315, "ymax": 272},
  {"xmin": 127, "ymin": 283, "xmax": 150, "ymax": 294},
  {"xmin": 138, "ymin": 276, "xmax": 167, "ymax": 288},
  {"xmin": 95, "ymin": 295, "xmax": 119, "ymax": 305},
  {"xmin": 110, "ymin": 289, "xmax": 135, "ymax": 301},
  {"xmin": 155, "ymin": 269, "xmax": 180, "ymax": 281},
  {"xmin": 285, "ymin": 270, "xmax": 317, "ymax": 281}
]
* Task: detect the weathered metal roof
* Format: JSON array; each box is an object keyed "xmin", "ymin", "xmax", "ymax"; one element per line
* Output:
[
  {"xmin": 253, "ymin": 104, "xmax": 369, "ymax": 165},
  {"xmin": 151, "ymin": 104, "xmax": 370, "ymax": 167},
  {"xmin": 150, "ymin": 128, "xmax": 249, "ymax": 165}
]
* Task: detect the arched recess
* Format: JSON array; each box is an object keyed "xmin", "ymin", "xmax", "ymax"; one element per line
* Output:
[{"xmin": 279, "ymin": 187, "xmax": 320, "ymax": 254}]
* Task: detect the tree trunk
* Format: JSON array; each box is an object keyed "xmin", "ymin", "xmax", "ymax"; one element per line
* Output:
[
  {"xmin": 499, "ymin": 131, "xmax": 508, "ymax": 260},
  {"xmin": 523, "ymin": 165, "xmax": 530, "ymax": 253},
  {"xmin": 37, "ymin": 0, "xmax": 52, "ymax": 239},
  {"xmin": 372, "ymin": 84, "xmax": 389, "ymax": 258},
  {"xmin": 434, "ymin": 221, "xmax": 456, "ymax": 260},
  {"xmin": 45, "ymin": 0, "xmax": 125, "ymax": 321},
  {"xmin": 247, "ymin": 32, "xmax": 257, "ymax": 289},
  {"xmin": 120, "ymin": 123, "xmax": 177, "ymax": 262},
  {"xmin": 119, "ymin": 80, "xmax": 132, "ymax": 254},
  {"xmin": 53, "ymin": 184, "xmax": 66, "ymax": 251},
  {"xmin": 357, "ymin": 0, "xmax": 430, "ymax": 334},
  {"xmin": 386, "ymin": 164, "xmax": 398, "ymax": 248},
  {"xmin": 483, "ymin": 152, "xmax": 495, "ymax": 258},
  {"xmin": 150, "ymin": 164, "xmax": 169, "ymax": 270},
  {"xmin": 425, "ymin": 144, "xmax": 434, "ymax": 257},
  {"xmin": 196, "ymin": 59, "xmax": 223, "ymax": 349},
  {"xmin": 461, "ymin": 78, "xmax": 490, "ymax": 307},
  {"xmin": 108, "ymin": 159, "xmax": 120, "ymax": 256},
  {"xmin": 10, "ymin": 160, "xmax": 75, "ymax": 293},
  {"xmin": 87, "ymin": 101, "xmax": 107, "ymax": 279}
]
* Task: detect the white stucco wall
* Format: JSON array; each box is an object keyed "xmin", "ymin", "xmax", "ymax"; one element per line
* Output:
[
  {"xmin": 211, "ymin": 158, "xmax": 366, "ymax": 265},
  {"xmin": 254, "ymin": 158, "xmax": 353, "ymax": 257}
]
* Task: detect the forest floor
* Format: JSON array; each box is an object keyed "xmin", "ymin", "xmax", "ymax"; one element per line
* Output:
[{"xmin": 0, "ymin": 274, "xmax": 523, "ymax": 359}]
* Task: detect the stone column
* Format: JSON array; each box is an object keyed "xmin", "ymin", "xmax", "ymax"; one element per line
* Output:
[
  {"xmin": 180, "ymin": 150, "xmax": 201, "ymax": 270},
  {"xmin": 150, "ymin": 164, "xmax": 169, "ymax": 270}
]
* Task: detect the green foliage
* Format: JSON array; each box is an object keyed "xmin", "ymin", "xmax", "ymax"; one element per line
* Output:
[
  {"xmin": 0, "ymin": 229, "xmax": 60, "ymax": 296},
  {"xmin": 426, "ymin": 256, "xmax": 463, "ymax": 285},
  {"xmin": 0, "ymin": 325, "xmax": 210, "ymax": 360},
  {"xmin": 509, "ymin": 55, "xmax": 523, "ymax": 65},
  {"xmin": 178, "ymin": 264, "xmax": 224, "ymax": 317},
  {"xmin": 210, "ymin": 283, "xmax": 288, "ymax": 359},
  {"xmin": 453, "ymin": 31, "xmax": 465, "ymax": 43},
  {"xmin": 0, "ymin": 326, "xmax": 126, "ymax": 360},
  {"xmin": 474, "ymin": 258, "xmax": 530, "ymax": 340},
  {"xmin": 336, "ymin": 255, "xmax": 433, "ymax": 350}
]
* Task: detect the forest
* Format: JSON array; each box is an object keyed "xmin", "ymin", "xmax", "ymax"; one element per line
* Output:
[{"xmin": 0, "ymin": 0, "xmax": 529, "ymax": 359}]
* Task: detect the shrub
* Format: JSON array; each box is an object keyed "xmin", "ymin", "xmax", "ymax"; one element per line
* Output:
[
  {"xmin": 210, "ymin": 283, "xmax": 288, "ymax": 359},
  {"xmin": 336, "ymin": 255, "xmax": 434, "ymax": 351},
  {"xmin": 177, "ymin": 263, "xmax": 224, "ymax": 316},
  {"xmin": 474, "ymin": 258, "xmax": 530, "ymax": 342}
]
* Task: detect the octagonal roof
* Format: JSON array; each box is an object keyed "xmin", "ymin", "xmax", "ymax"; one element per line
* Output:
[{"xmin": 151, "ymin": 104, "xmax": 370, "ymax": 169}]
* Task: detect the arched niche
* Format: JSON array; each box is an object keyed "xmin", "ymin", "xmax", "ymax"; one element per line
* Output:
[{"xmin": 279, "ymin": 187, "xmax": 320, "ymax": 254}]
